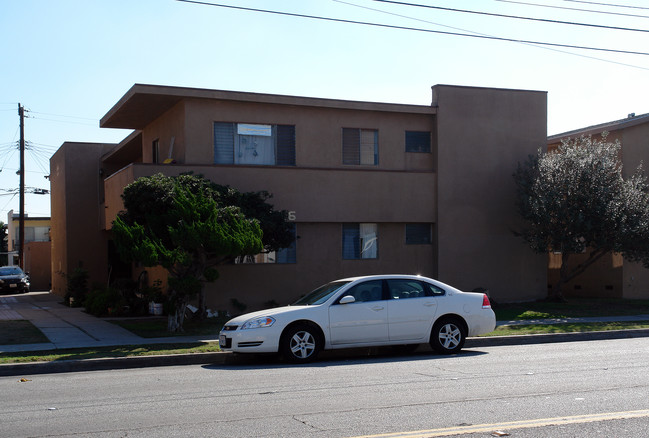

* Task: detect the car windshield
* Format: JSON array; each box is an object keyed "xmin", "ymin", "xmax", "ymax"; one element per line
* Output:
[
  {"xmin": 293, "ymin": 281, "xmax": 351, "ymax": 306},
  {"xmin": 0, "ymin": 267, "xmax": 23, "ymax": 276}
]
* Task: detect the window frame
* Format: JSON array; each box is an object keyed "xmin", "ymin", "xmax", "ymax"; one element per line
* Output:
[{"xmin": 405, "ymin": 131, "xmax": 431, "ymax": 153}]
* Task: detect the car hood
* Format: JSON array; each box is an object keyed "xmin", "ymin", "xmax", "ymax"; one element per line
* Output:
[
  {"xmin": 0, "ymin": 275, "xmax": 25, "ymax": 281},
  {"xmin": 225, "ymin": 305, "xmax": 310, "ymax": 325}
]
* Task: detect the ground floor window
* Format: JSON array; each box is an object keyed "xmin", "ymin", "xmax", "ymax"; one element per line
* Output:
[
  {"xmin": 405, "ymin": 223, "xmax": 432, "ymax": 245},
  {"xmin": 235, "ymin": 224, "xmax": 297, "ymax": 264},
  {"xmin": 342, "ymin": 223, "xmax": 378, "ymax": 259}
]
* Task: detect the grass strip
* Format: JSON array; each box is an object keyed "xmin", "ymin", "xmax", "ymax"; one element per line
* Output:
[
  {"xmin": 484, "ymin": 320, "xmax": 649, "ymax": 337},
  {"xmin": 0, "ymin": 320, "xmax": 50, "ymax": 345},
  {"xmin": 0, "ymin": 342, "xmax": 220, "ymax": 364}
]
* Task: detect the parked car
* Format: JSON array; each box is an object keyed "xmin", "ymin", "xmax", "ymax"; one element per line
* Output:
[
  {"xmin": 219, "ymin": 274, "xmax": 496, "ymax": 363},
  {"xmin": 0, "ymin": 266, "xmax": 30, "ymax": 293}
]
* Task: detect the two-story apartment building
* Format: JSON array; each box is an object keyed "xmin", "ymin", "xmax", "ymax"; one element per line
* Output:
[
  {"xmin": 547, "ymin": 112, "xmax": 649, "ymax": 299},
  {"xmin": 50, "ymin": 84, "xmax": 548, "ymax": 311}
]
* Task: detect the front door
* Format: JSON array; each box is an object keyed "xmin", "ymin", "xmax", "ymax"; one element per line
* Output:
[{"xmin": 328, "ymin": 280, "xmax": 388, "ymax": 345}]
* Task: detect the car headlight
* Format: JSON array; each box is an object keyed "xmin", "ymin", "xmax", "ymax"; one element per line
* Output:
[{"xmin": 241, "ymin": 316, "xmax": 276, "ymax": 330}]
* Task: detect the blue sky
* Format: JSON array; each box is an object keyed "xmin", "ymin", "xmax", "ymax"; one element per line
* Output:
[{"xmin": 1, "ymin": 0, "xmax": 649, "ymax": 220}]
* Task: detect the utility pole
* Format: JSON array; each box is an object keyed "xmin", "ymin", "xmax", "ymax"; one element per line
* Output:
[{"xmin": 18, "ymin": 103, "xmax": 25, "ymax": 269}]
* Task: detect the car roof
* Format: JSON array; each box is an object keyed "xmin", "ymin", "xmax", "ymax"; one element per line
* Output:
[{"xmin": 337, "ymin": 274, "xmax": 430, "ymax": 282}]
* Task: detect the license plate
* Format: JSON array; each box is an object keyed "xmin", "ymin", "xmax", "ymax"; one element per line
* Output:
[
  {"xmin": 219, "ymin": 334, "xmax": 227, "ymax": 347},
  {"xmin": 9, "ymin": 284, "xmax": 16, "ymax": 288}
]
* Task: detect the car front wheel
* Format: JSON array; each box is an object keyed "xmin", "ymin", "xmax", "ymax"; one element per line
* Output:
[
  {"xmin": 430, "ymin": 318, "xmax": 466, "ymax": 354},
  {"xmin": 280, "ymin": 324, "xmax": 321, "ymax": 363}
]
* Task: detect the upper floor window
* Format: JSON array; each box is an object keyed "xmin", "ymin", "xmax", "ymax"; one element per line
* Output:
[
  {"xmin": 343, "ymin": 128, "xmax": 378, "ymax": 165},
  {"xmin": 343, "ymin": 223, "xmax": 378, "ymax": 259},
  {"xmin": 214, "ymin": 122, "xmax": 296, "ymax": 166},
  {"xmin": 405, "ymin": 131, "xmax": 431, "ymax": 153}
]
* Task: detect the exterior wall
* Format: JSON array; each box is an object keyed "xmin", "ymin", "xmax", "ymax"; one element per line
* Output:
[
  {"xmin": 548, "ymin": 252, "xmax": 623, "ymax": 298},
  {"xmin": 50, "ymin": 142, "xmax": 114, "ymax": 296},
  {"xmin": 433, "ymin": 85, "xmax": 548, "ymax": 302},
  {"xmin": 24, "ymin": 241, "xmax": 52, "ymax": 291}
]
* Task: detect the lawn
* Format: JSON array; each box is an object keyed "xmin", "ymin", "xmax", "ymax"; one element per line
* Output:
[
  {"xmin": 493, "ymin": 298, "xmax": 649, "ymax": 321},
  {"xmin": 111, "ymin": 316, "xmax": 227, "ymax": 338},
  {"xmin": 0, "ymin": 320, "xmax": 50, "ymax": 345}
]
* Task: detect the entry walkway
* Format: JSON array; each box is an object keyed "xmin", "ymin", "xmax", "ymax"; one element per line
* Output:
[{"xmin": 0, "ymin": 292, "xmax": 218, "ymax": 353}]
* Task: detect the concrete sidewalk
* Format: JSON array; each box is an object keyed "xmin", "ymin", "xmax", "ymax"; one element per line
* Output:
[{"xmin": 0, "ymin": 291, "xmax": 218, "ymax": 353}]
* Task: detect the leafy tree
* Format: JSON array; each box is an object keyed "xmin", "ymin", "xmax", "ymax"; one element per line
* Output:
[
  {"xmin": 111, "ymin": 173, "xmax": 293, "ymax": 331},
  {"xmin": 514, "ymin": 133, "xmax": 649, "ymax": 301}
]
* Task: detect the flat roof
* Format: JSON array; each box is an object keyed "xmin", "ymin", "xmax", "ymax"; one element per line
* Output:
[
  {"xmin": 100, "ymin": 84, "xmax": 436, "ymax": 129},
  {"xmin": 548, "ymin": 112, "xmax": 649, "ymax": 142}
]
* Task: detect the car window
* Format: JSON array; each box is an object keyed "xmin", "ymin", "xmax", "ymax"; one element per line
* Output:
[
  {"xmin": 426, "ymin": 282, "xmax": 446, "ymax": 296},
  {"xmin": 339, "ymin": 280, "xmax": 384, "ymax": 303},
  {"xmin": 293, "ymin": 281, "xmax": 351, "ymax": 305},
  {"xmin": 387, "ymin": 279, "xmax": 429, "ymax": 299}
]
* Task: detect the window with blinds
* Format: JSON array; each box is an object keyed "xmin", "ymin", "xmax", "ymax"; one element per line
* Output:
[
  {"xmin": 214, "ymin": 122, "xmax": 296, "ymax": 166},
  {"xmin": 342, "ymin": 128, "xmax": 378, "ymax": 165},
  {"xmin": 343, "ymin": 223, "xmax": 378, "ymax": 259}
]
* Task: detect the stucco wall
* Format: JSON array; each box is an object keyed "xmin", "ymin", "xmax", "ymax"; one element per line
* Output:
[
  {"xmin": 50, "ymin": 142, "xmax": 114, "ymax": 296},
  {"xmin": 433, "ymin": 85, "xmax": 548, "ymax": 302}
]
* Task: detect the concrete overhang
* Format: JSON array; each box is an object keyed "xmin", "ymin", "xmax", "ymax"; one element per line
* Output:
[
  {"xmin": 100, "ymin": 84, "xmax": 436, "ymax": 130},
  {"xmin": 102, "ymin": 130, "xmax": 142, "ymax": 164}
]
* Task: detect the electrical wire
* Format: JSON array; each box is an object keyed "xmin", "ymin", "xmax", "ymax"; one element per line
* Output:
[
  {"xmin": 335, "ymin": 0, "xmax": 649, "ymax": 71},
  {"xmin": 563, "ymin": 0, "xmax": 649, "ymax": 11},
  {"xmin": 372, "ymin": 0, "xmax": 649, "ymax": 33},
  {"xmin": 494, "ymin": 0, "xmax": 649, "ymax": 19},
  {"xmin": 175, "ymin": 0, "xmax": 649, "ymax": 56}
]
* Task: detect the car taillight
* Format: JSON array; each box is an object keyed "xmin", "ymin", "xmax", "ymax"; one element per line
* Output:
[{"xmin": 482, "ymin": 294, "xmax": 491, "ymax": 309}]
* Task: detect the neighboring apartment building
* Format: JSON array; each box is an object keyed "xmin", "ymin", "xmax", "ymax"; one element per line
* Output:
[
  {"xmin": 6, "ymin": 210, "xmax": 51, "ymax": 290},
  {"xmin": 50, "ymin": 84, "xmax": 548, "ymax": 311},
  {"xmin": 547, "ymin": 112, "xmax": 649, "ymax": 299}
]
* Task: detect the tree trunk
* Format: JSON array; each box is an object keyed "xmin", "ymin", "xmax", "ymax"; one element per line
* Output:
[
  {"xmin": 549, "ymin": 252, "xmax": 570, "ymax": 302},
  {"xmin": 198, "ymin": 287, "xmax": 207, "ymax": 320},
  {"xmin": 167, "ymin": 300, "xmax": 188, "ymax": 333}
]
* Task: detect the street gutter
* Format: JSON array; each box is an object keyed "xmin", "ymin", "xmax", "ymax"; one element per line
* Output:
[{"xmin": 2, "ymin": 328, "xmax": 649, "ymax": 377}]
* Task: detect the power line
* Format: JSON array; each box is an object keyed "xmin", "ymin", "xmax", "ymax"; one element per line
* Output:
[
  {"xmin": 494, "ymin": 0, "xmax": 649, "ymax": 19},
  {"xmin": 563, "ymin": 0, "xmax": 649, "ymax": 11},
  {"xmin": 176, "ymin": 0, "xmax": 649, "ymax": 56},
  {"xmin": 335, "ymin": 0, "xmax": 649, "ymax": 71},
  {"xmin": 372, "ymin": 0, "xmax": 649, "ymax": 33}
]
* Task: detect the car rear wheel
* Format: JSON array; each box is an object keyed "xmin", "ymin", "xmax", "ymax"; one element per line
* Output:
[
  {"xmin": 430, "ymin": 318, "xmax": 466, "ymax": 354},
  {"xmin": 280, "ymin": 324, "xmax": 321, "ymax": 363}
]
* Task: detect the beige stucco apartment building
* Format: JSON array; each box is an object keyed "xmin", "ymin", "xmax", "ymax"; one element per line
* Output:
[
  {"xmin": 50, "ymin": 84, "xmax": 548, "ymax": 312},
  {"xmin": 547, "ymin": 112, "xmax": 649, "ymax": 299}
]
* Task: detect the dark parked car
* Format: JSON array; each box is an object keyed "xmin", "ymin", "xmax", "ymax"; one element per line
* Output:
[{"xmin": 0, "ymin": 266, "xmax": 30, "ymax": 293}]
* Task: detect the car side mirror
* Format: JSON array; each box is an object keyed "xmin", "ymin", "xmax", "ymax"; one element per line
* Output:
[{"xmin": 339, "ymin": 295, "xmax": 356, "ymax": 305}]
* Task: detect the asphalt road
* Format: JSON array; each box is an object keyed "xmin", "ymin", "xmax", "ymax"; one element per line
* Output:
[{"xmin": 2, "ymin": 337, "xmax": 649, "ymax": 437}]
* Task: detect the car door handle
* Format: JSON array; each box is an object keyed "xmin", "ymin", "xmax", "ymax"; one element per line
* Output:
[
  {"xmin": 424, "ymin": 302, "xmax": 436, "ymax": 307},
  {"xmin": 371, "ymin": 305, "xmax": 385, "ymax": 311}
]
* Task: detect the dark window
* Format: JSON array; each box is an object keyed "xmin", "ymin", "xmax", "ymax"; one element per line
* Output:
[
  {"xmin": 152, "ymin": 139, "xmax": 160, "ymax": 163},
  {"xmin": 340, "ymin": 280, "xmax": 384, "ymax": 302},
  {"xmin": 406, "ymin": 223, "xmax": 432, "ymax": 245},
  {"xmin": 214, "ymin": 122, "xmax": 295, "ymax": 166},
  {"xmin": 405, "ymin": 131, "xmax": 431, "ymax": 153},
  {"xmin": 342, "ymin": 128, "xmax": 378, "ymax": 165}
]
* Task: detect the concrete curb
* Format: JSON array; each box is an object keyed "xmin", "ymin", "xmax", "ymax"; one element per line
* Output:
[{"xmin": 2, "ymin": 328, "xmax": 649, "ymax": 377}]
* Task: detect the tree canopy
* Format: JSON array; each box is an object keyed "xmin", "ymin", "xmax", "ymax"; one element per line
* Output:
[
  {"xmin": 111, "ymin": 173, "xmax": 293, "ymax": 331},
  {"xmin": 514, "ymin": 134, "xmax": 649, "ymax": 301}
]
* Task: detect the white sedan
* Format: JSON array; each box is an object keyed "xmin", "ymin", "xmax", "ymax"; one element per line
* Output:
[{"xmin": 219, "ymin": 275, "xmax": 496, "ymax": 363}]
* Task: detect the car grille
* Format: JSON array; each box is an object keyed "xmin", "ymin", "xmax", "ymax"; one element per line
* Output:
[
  {"xmin": 237, "ymin": 341, "xmax": 263, "ymax": 348},
  {"xmin": 223, "ymin": 325, "xmax": 238, "ymax": 331}
]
